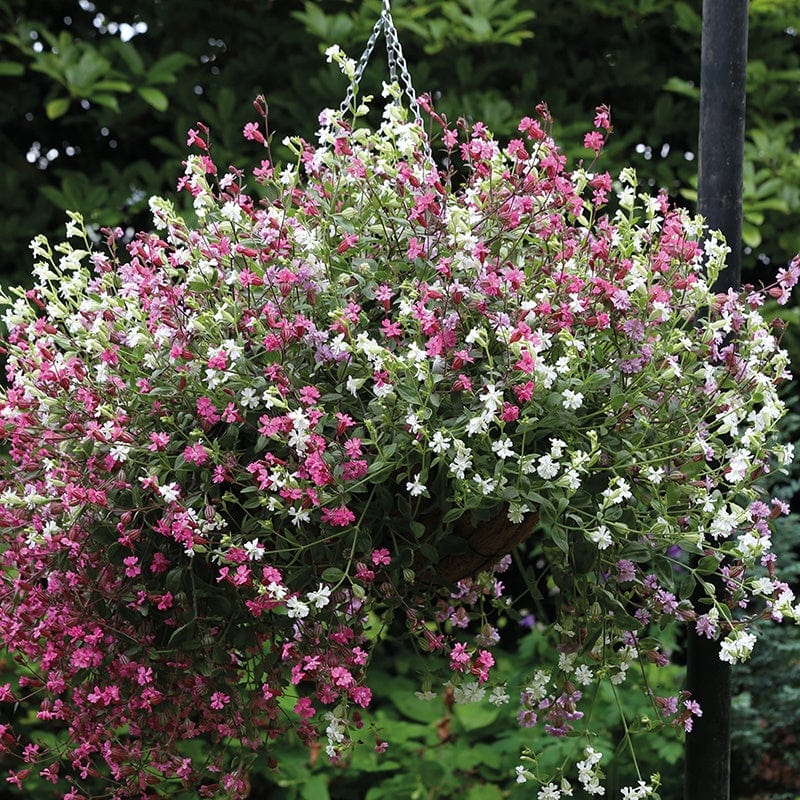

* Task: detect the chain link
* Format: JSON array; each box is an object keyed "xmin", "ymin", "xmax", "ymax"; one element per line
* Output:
[{"xmin": 338, "ymin": 0, "xmax": 430, "ymax": 159}]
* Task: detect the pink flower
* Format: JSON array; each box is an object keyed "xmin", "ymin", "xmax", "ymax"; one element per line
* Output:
[
  {"xmin": 350, "ymin": 685, "xmax": 372, "ymax": 707},
  {"xmin": 471, "ymin": 650, "xmax": 495, "ymax": 683},
  {"xmin": 593, "ymin": 104, "xmax": 612, "ymax": 131},
  {"xmin": 148, "ymin": 431, "xmax": 170, "ymax": 451},
  {"xmin": 583, "ymin": 131, "xmax": 605, "ymax": 153},
  {"xmin": 518, "ymin": 116, "xmax": 545, "ymax": 140},
  {"xmin": 337, "ymin": 233, "xmax": 359, "ymax": 254},
  {"xmin": 330, "ymin": 666, "xmax": 354, "ymax": 687},
  {"xmin": 183, "ymin": 442, "xmax": 209, "ymax": 465},
  {"xmin": 123, "ymin": 556, "xmax": 141, "ymax": 578},
  {"xmin": 293, "ymin": 696, "xmax": 316, "ymax": 719},
  {"xmin": 243, "ymin": 121, "xmax": 265, "ymax": 144},
  {"xmin": 371, "ymin": 548, "xmax": 391, "ymax": 566},
  {"xmin": 407, "ymin": 237, "xmax": 425, "ymax": 259},
  {"xmin": 186, "ymin": 128, "xmax": 207, "ymax": 150},
  {"xmin": 449, "ymin": 642, "xmax": 470, "ymax": 672},
  {"xmin": 299, "ymin": 385, "xmax": 320, "ymax": 406},
  {"xmin": 321, "ymin": 505, "xmax": 355, "ymax": 527}
]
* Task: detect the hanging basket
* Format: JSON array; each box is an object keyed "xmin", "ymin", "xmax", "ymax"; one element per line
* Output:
[{"xmin": 0, "ymin": 3, "xmax": 795, "ymax": 797}]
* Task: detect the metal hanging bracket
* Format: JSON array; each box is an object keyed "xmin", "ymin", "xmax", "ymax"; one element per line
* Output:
[{"xmin": 339, "ymin": 0, "xmax": 424, "ymax": 124}]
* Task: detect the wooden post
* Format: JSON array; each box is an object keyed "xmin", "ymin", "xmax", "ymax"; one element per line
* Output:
[{"xmin": 685, "ymin": 2, "xmax": 748, "ymax": 799}]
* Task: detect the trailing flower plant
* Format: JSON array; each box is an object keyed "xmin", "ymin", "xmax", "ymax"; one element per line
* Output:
[{"xmin": 1, "ymin": 47, "xmax": 799, "ymax": 799}]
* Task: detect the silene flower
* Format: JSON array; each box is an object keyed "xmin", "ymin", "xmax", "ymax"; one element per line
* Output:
[{"xmin": 0, "ymin": 71, "xmax": 795, "ymax": 800}]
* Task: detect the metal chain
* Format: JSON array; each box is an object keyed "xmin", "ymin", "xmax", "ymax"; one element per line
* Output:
[
  {"xmin": 339, "ymin": 13, "xmax": 385, "ymax": 115},
  {"xmin": 338, "ymin": 0, "xmax": 424, "ymax": 126}
]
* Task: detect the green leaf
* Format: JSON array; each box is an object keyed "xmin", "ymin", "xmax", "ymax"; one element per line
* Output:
[
  {"xmin": 138, "ymin": 85, "xmax": 169, "ymax": 111},
  {"xmin": 742, "ymin": 220, "xmax": 762, "ymax": 248},
  {"xmin": 453, "ymin": 701, "xmax": 500, "ymax": 731},
  {"xmin": 442, "ymin": 506, "xmax": 464, "ymax": 524},
  {"xmin": 300, "ymin": 776, "xmax": 329, "ymax": 800},
  {"xmin": 418, "ymin": 759, "xmax": 446, "ymax": 787},
  {"xmin": 64, "ymin": 50, "xmax": 111, "ymax": 92},
  {"xmin": 663, "ymin": 76, "xmax": 700, "ymax": 100},
  {"xmin": 0, "ymin": 61, "xmax": 24, "ymax": 77},
  {"xmin": 90, "ymin": 92, "xmax": 121, "ymax": 112},
  {"xmin": 547, "ymin": 523, "xmax": 569, "ymax": 555},
  {"xmin": 93, "ymin": 79, "xmax": 132, "ymax": 93},
  {"xmin": 45, "ymin": 96, "xmax": 71, "ymax": 119},
  {"xmin": 321, "ymin": 567, "xmax": 344, "ymax": 582},
  {"xmin": 620, "ymin": 541, "xmax": 651, "ymax": 562},
  {"xmin": 386, "ymin": 687, "xmax": 442, "ymax": 723},
  {"xmin": 114, "ymin": 40, "xmax": 145, "ymax": 75},
  {"xmin": 466, "ymin": 782, "xmax": 504, "ymax": 800},
  {"xmin": 216, "ymin": 86, "xmax": 236, "ymax": 121},
  {"xmin": 146, "ymin": 51, "xmax": 195, "ymax": 85}
]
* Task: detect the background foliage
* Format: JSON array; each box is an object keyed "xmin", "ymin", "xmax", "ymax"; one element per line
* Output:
[
  {"xmin": 2, "ymin": 0, "xmax": 800, "ymax": 283},
  {"xmin": 1, "ymin": 1, "xmax": 799, "ymax": 798}
]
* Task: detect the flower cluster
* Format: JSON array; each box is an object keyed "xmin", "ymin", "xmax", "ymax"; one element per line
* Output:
[{"xmin": 0, "ymin": 65, "xmax": 798, "ymax": 797}]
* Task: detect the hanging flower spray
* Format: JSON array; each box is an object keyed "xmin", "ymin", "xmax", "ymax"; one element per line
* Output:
[{"xmin": 0, "ymin": 19, "xmax": 799, "ymax": 800}]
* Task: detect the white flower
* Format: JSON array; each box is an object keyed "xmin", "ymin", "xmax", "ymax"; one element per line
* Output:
[
  {"xmin": 507, "ymin": 503, "xmax": 530, "ymax": 524},
  {"xmin": 536, "ymin": 454, "xmax": 560, "ymax": 479},
  {"xmin": 558, "ymin": 651, "xmax": 576, "ymax": 672},
  {"xmin": 452, "ymin": 680, "xmax": 486, "ymax": 703},
  {"xmin": 405, "ymin": 410, "xmax": 423, "ymax": 434},
  {"xmin": 279, "ymin": 164, "xmax": 296, "ymax": 186},
  {"xmin": 776, "ymin": 442, "xmax": 795, "ymax": 466},
  {"xmin": 429, "ymin": 431, "xmax": 451, "ymax": 454},
  {"xmin": 466, "ymin": 413, "xmax": 491, "ymax": 436},
  {"xmin": 643, "ymin": 465, "xmax": 664, "ymax": 484},
  {"xmin": 406, "ymin": 473, "xmax": 427, "ymax": 497},
  {"xmin": 345, "ymin": 375, "xmax": 363, "ymax": 396},
  {"xmin": 562, "ymin": 389, "xmax": 584, "ymax": 410},
  {"xmin": 158, "ymin": 482, "xmax": 181, "ymax": 503},
  {"xmin": 220, "ymin": 201, "xmax": 242, "ymax": 223},
  {"xmin": 621, "ymin": 781, "xmax": 656, "ymax": 800},
  {"xmin": 414, "ymin": 689, "xmax": 437, "ymax": 702},
  {"xmin": 577, "ymin": 746, "xmax": 605, "ymax": 796},
  {"xmin": 473, "ymin": 475, "xmax": 497, "ymax": 495},
  {"xmin": 574, "ymin": 664, "xmax": 594, "ymax": 685},
  {"xmin": 601, "ymin": 477, "xmax": 632, "ymax": 506},
  {"xmin": 240, "ymin": 387, "xmax": 259, "ymax": 409},
  {"xmin": 718, "ymin": 630, "xmax": 757, "ymax": 664},
  {"xmin": 288, "ymin": 506, "xmax": 311, "ymax": 527},
  {"xmin": 285, "ymin": 596, "xmax": 310, "ymax": 619},
  {"xmin": 480, "ymin": 383, "xmax": 503, "ymax": 412},
  {"xmin": 556, "ymin": 468, "xmax": 581, "ymax": 490},
  {"xmin": 725, "ymin": 449, "xmax": 751, "ymax": 484},
  {"xmin": 307, "ymin": 583, "xmax": 332, "ymax": 609},
  {"xmin": 588, "ymin": 525, "xmax": 612, "ymax": 550},
  {"xmin": 709, "ymin": 504, "xmax": 742, "ymax": 540},
  {"xmin": 488, "ymin": 684, "xmax": 510, "ymax": 705},
  {"xmin": 266, "ymin": 581, "xmax": 287, "ymax": 601},
  {"xmin": 751, "ymin": 577, "xmax": 776, "ymax": 596},
  {"xmin": 449, "ymin": 445, "xmax": 473, "ymax": 479},
  {"xmin": 110, "ymin": 444, "xmax": 130, "ymax": 462},
  {"xmin": 243, "ymin": 538, "xmax": 265, "ymax": 561},
  {"xmin": 492, "ymin": 437, "xmax": 515, "ymax": 459},
  {"xmin": 537, "ymin": 782, "xmax": 561, "ymax": 800}
]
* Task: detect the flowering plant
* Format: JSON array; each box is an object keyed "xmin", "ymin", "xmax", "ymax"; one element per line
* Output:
[{"xmin": 0, "ymin": 51, "xmax": 799, "ymax": 798}]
